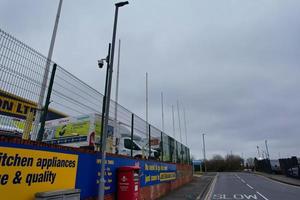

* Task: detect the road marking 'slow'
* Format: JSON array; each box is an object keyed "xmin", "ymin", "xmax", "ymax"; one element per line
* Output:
[
  {"xmin": 256, "ymin": 191, "xmax": 269, "ymax": 200},
  {"xmin": 246, "ymin": 184, "xmax": 254, "ymax": 189}
]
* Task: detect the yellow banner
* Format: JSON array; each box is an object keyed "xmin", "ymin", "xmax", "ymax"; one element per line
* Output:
[
  {"xmin": 160, "ymin": 172, "xmax": 176, "ymax": 181},
  {"xmin": 0, "ymin": 94, "xmax": 36, "ymax": 118},
  {"xmin": 0, "ymin": 147, "xmax": 78, "ymax": 200},
  {"xmin": 0, "ymin": 89, "xmax": 66, "ymax": 119}
]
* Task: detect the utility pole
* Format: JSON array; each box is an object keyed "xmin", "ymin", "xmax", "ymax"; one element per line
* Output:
[
  {"xmin": 98, "ymin": 2, "xmax": 129, "ymax": 200},
  {"xmin": 32, "ymin": 0, "xmax": 63, "ymax": 140},
  {"xmin": 177, "ymin": 100, "xmax": 182, "ymax": 143},
  {"xmin": 172, "ymin": 105, "xmax": 176, "ymax": 139},
  {"xmin": 202, "ymin": 133, "xmax": 207, "ymax": 172},
  {"xmin": 114, "ymin": 39, "xmax": 121, "ymax": 150},
  {"xmin": 183, "ymin": 106, "xmax": 188, "ymax": 146},
  {"xmin": 161, "ymin": 92, "xmax": 165, "ymax": 132},
  {"xmin": 145, "ymin": 72, "xmax": 149, "ymax": 147}
]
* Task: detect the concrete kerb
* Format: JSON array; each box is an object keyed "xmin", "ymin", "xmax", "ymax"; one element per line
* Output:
[
  {"xmin": 268, "ymin": 176, "xmax": 300, "ymax": 187},
  {"xmin": 201, "ymin": 173, "xmax": 218, "ymax": 200},
  {"xmin": 253, "ymin": 172, "xmax": 300, "ymax": 187}
]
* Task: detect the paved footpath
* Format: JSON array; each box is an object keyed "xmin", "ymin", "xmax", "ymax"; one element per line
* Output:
[
  {"xmin": 209, "ymin": 172, "xmax": 300, "ymax": 200},
  {"xmin": 159, "ymin": 173, "xmax": 216, "ymax": 200},
  {"xmin": 254, "ymin": 171, "xmax": 300, "ymax": 187}
]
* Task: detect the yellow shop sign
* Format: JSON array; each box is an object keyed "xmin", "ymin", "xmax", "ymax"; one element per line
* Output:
[{"xmin": 0, "ymin": 146, "xmax": 78, "ymax": 200}]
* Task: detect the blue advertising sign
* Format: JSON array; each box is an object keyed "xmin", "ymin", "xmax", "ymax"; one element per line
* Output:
[
  {"xmin": 75, "ymin": 153, "xmax": 176, "ymax": 198},
  {"xmin": 192, "ymin": 160, "xmax": 202, "ymax": 165}
]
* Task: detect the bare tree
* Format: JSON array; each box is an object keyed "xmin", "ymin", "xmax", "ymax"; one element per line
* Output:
[{"xmin": 206, "ymin": 154, "xmax": 243, "ymax": 172}]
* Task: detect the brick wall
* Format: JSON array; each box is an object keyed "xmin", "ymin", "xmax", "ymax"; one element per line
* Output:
[
  {"xmin": 101, "ymin": 164, "xmax": 192, "ymax": 200},
  {"xmin": 105, "ymin": 164, "xmax": 193, "ymax": 200}
]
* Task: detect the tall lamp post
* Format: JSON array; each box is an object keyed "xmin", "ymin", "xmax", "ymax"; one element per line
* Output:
[
  {"xmin": 33, "ymin": 0, "xmax": 63, "ymax": 141},
  {"xmin": 98, "ymin": 2, "xmax": 129, "ymax": 200},
  {"xmin": 202, "ymin": 133, "xmax": 207, "ymax": 172}
]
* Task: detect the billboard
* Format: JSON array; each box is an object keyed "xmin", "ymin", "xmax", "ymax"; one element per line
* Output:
[
  {"xmin": 44, "ymin": 115, "xmax": 93, "ymax": 141},
  {"xmin": 43, "ymin": 114, "xmax": 115, "ymax": 150},
  {"xmin": 0, "ymin": 146, "xmax": 78, "ymax": 200},
  {"xmin": 0, "ymin": 141, "xmax": 176, "ymax": 199},
  {"xmin": 0, "ymin": 89, "xmax": 66, "ymax": 120}
]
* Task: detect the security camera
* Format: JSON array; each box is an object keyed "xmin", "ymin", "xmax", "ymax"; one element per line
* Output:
[{"xmin": 98, "ymin": 59, "xmax": 104, "ymax": 68}]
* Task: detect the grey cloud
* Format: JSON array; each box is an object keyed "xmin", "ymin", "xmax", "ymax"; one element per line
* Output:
[{"xmin": 1, "ymin": 0, "xmax": 300, "ymax": 160}]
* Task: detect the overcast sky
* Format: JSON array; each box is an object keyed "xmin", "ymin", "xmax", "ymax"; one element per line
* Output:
[{"xmin": 1, "ymin": 0, "xmax": 300, "ymax": 160}]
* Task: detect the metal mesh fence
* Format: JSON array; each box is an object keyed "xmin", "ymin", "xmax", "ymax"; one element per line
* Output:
[
  {"xmin": 149, "ymin": 126, "xmax": 161, "ymax": 160},
  {"xmin": 52, "ymin": 66, "xmax": 102, "ymax": 116},
  {"xmin": 0, "ymin": 28, "xmax": 190, "ymax": 164},
  {"xmin": 0, "ymin": 29, "xmax": 47, "ymax": 105}
]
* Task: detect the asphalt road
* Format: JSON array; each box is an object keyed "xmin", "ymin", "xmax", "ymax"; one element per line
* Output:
[
  {"xmin": 160, "ymin": 173, "xmax": 216, "ymax": 200},
  {"xmin": 210, "ymin": 172, "xmax": 300, "ymax": 200}
]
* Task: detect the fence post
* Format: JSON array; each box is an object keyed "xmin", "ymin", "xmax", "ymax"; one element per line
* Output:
[
  {"xmin": 131, "ymin": 113, "xmax": 134, "ymax": 157},
  {"xmin": 181, "ymin": 144, "xmax": 184, "ymax": 164},
  {"xmin": 161, "ymin": 132, "xmax": 163, "ymax": 161},
  {"xmin": 37, "ymin": 63, "xmax": 57, "ymax": 141},
  {"xmin": 174, "ymin": 141, "xmax": 176, "ymax": 163},
  {"xmin": 148, "ymin": 124, "xmax": 151, "ymax": 160},
  {"xmin": 188, "ymin": 148, "xmax": 191, "ymax": 164},
  {"xmin": 99, "ymin": 43, "xmax": 111, "ymax": 152}
]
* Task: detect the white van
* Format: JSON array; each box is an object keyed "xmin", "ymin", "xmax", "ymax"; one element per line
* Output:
[
  {"xmin": 114, "ymin": 123, "xmax": 159, "ymax": 159},
  {"xmin": 0, "ymin": 115, "xmax": 23, "ymax": 137}
]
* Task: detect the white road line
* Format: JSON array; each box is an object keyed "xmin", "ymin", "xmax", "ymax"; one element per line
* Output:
[
  {"xmin": 256, "ymin": 191, "xmax": 269, "ymax": 200},
  {"xmin": 235, "ymin": 174, "xmax": 247, "ymax": 184},
  {"xmin": 246, "ymin": 183, "xmax": 254, "ymax": 189},
  {"xmin": 202, "ymin": 173, "xmax": 218, "ymax": 200}
]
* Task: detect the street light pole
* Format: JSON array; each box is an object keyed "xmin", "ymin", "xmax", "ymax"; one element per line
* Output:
[
  {"xmin": 161, "ymin": 92, "xmax": 165, "ymax": 132},
  {"xmin": 202, "ymin": 133, "xmax": 207, "ymax": 172},
  {"xmin": 33, "ymin": 0, "xmax": 63, "ymax": 140},
  {"xmin": 114, "ymin": 39, "xmax": 121, "ymax": 150},
  {"xmin": 172, "ymin": 105, "xmax": 176, "ymax": 139},
  {"xmin": 98, "ymin": 2, "xmax": 128, "ymax": 200},
  {"xmin": 183, "ymin": 106, "xmax": 188, "ymax": 146},
  {"xmin": 177, "ymin": 100, "xmax": 182, "ymax": 143},
  {"xmin": 145, "ymin": 72, "xmax": 149, "ymax": 159}
]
